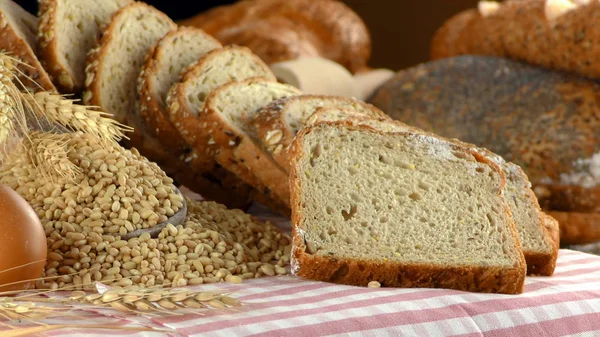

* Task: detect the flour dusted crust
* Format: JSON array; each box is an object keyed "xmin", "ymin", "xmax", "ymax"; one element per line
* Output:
[
  {"xmin": 430, "ymin": 0, "xmax": 600, "ymax": 79},
  {"xmin": 137, "ymin": 27, "xmax": 221, "ymax": 151},
  {"xmin": 0, "ymin": 1, "xmax": 55, "ymax": 92},
  {"xmin": 288, "ymin": 121, "xmax": 526, "ymax": 294}
]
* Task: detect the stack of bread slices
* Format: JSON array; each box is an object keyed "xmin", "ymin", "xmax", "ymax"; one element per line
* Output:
[{"xmin": 2, "ymin": 0, "xmax": 558, "ymax": 293}]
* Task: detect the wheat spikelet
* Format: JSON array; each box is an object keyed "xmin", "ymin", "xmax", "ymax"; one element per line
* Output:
[
  {"xmin": 23, "ymin": 91, "xmax": 133, "ymax": 143},
  {"xmin": 21, "ymin": 131, "xmax": 80, "ymax": 182}
]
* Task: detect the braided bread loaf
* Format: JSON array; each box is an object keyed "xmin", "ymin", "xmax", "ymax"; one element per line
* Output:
[{"xmin": 178, "ymin": 0, "xmax": 372, "ymax": 74}]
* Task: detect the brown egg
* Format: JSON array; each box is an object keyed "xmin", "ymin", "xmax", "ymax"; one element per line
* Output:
[{"xmin": 0, "ymin": 184, "xmax": 47, "ymax": 292}]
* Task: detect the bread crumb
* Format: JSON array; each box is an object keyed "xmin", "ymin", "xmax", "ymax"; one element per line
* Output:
[{"xmin": 368, "ymin": 281, "xmax": 381, "ymax": 288}]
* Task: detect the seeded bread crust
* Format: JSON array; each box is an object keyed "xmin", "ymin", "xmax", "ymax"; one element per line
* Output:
[
  {"xmin": 289, "ymin": 121, "xmax": 526, "ymax": 294},
  {"xmin": 199, "ymin": 78, "xmax": 301, "ymax": 206},
  {"xmin": 252, "ymin": 95, "xmax": 389, "ymax": 171},
  {"xmin": 166, "ymin": 45, "xmax": 275, "ymax": 170},
  {"xmin": 0, "ymin": 0, "xmax": 55, "ymax": 92},
  {"xmin": 430, "ymin": 0, "xmax": 600, "ymax": 80},
  {"xmin": 137, "ymin": 27, "xmax": 221, "ymax": 151},
  {"xmin": 37, "ymin": 0, "xmax": 132, "ymax": 93},
  {"xmin": 550, "ymin": 211, "xmax": 600, "ymax": 245}
]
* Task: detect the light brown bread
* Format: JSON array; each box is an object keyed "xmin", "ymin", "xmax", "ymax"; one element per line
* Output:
[
  {"xmin": 289, "ymin": 121, "xmax": 527, "ymax": 294},
  {"xmin": 0, "ymin": 0, "xmax": 55, "ymax": 92},
  {"xmin": 199, "ymin": 78, "xmax": 301, "ymax": 206},
  {"xmin": 166, "ymin": 45, "xmax": 275, "ymax": 169},
  {"xmin": 137, "ymin": 26, "xmax": 221, "ymax": 151},
  {"xmin": 83, "ymin": 2, "xmax": 175, "ymax": 153},
  {"xmin": 301, "ymin": 112, "xmax": 557, "ymax": 275},
  {"xmin": 252, "ymin": 95, "xmax": 389, "ymax": 172},
  {"xmin": 37, "ymin": 0, "xmax": 132, "ymax": 93}
]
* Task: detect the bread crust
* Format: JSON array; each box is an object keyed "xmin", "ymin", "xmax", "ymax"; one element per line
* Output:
[
  {"xmin": 252, "ymin": 95, "xmax": 389, "ymax": 172},
  {"xmin": 0, "ymin": 4, "xmax": 55, "ymax": 93},
  {"xmin": 536, "ymin": 184, "xmax": 600, "ymax": 213},
  {"xmin": 199, "ymin": 78, "xmax": 301, "ymax": 205},
  {"xmin": 289, "ymin": 121, "xmax": 527, "ymax": 294},
  {"xmin": 178, "ymin": 0, "xmax": 371, "ymax": 73},
  {"xmin": 550, "ymin": 211, "xmax": 600, "ymax": 245},
  {"xmin": 525, "ymin": 213, "xmax": 559, "ymax": 276},
  {"xmin": 430, "ymin": 0, "xmax": 600, "ymax": 79},
  {"xmin": 137, "ymin": 27, "xmax": 221, "ymax": 151}
]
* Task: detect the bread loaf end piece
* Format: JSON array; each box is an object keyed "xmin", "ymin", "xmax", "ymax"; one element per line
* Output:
[{"xmin": 289, "ymin": 121, "xmax": 526, "ymax": 294}]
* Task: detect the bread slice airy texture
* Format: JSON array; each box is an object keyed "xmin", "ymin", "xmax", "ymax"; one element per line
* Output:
[
  {"xmin": 83, "ymin": 2, "xmax": 175, "ymax": 153},
  {"xmin": 325, "ymin": 114, "xmax": 557, "ymax": 276},
  {"xmin": 289, "ymin": 122, "xmax": 527, "ymax": 294},
  {"xmin": 37, "ymin": 0, "xmax": 132, "ymax": 93},
  {"xmin": 137, "ymin": 26, "xmax": 221, "ymax": 151},
  {"xmin": 167, "ymin": 45, "xmax": 275, "ymax": 167},
  {"xmin": 252, "ymin": 95, "xmax": 389, "ymax": 171},
  {"xmin": 199, "ymin": 78, "xmax": 301, "ymax": 206},
  {"xmin": 0, "ymin": 0, "xmax": 55, "ymax": 92}
]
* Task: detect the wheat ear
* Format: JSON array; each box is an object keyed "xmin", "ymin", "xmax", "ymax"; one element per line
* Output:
[
  {"xmin": 21, "ymin": 131, "xmax": 80, "ymax": 182},
  {"xmin": 23, "ymin": 91, "xmax": 133, "ymax": 143},
  {"xmin": 0, "ymin": 54, "xmax": 28, "ymax": 148}
]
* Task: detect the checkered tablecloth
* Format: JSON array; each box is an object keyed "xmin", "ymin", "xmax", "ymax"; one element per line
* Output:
[
  {"xmin": 5, "ymin": 195, "xmax": 600, "ymax": 336},
  {"xmin": 3, "ymin": 249, "xmax": 598, "ymax": 337}
]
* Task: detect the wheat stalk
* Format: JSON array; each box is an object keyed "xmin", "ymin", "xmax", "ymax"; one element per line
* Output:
[
  {"xmin": 20, "ymin": 131, "xmax": 80, "ymax": 182},
  {"xmin": 23, "ymin": 91, "xmax": 133, "ymax": 143}
]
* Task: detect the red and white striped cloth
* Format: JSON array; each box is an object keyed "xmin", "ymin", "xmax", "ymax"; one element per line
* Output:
[{"xmin": 10, "ymin": 249, "xmax": 600, "ymax": 337}]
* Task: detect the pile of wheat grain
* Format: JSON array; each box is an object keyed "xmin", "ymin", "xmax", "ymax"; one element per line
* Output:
[{"xmin": 0, "ymin": 132, "xmax": 290, "ymax": 289}]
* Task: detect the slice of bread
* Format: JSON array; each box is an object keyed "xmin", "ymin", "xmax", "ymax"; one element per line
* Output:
[
  {"xmin": 167, "ymin": 45, "xmax": 275, "ymax": 167},
  {"xmin": 137, "ymin": 26, "xmax": 221, "ymax": 151},
  {"xmin": 252, "ymin": 95, "xmax": 389, "ymax": 171},
  {"xmin": 83, "ymin": 2, "xmax": 176, "ymax": 152},
  {"xmin": 321, "ymin": 113, "xmax": 557, "ymax": 275},
  {"xmin": 200, "ymin": 78, "xmax": 301, "ymax": 205},
  {"xmin": 289, "ymin": 121, "xmax": 527, "ymax": 294},
  {"xmin": 0, "ymin": 0, "xmax": 55, "ymax": 92},
  {"xmin": 37, "ymin": 0, "xmax": 132, "ymax": 93}
]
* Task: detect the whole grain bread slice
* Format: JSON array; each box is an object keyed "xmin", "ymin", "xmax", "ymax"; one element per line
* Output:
[
  {"xmin": 199, "ymin": 78, "xmax": 301, "ymax": 206},
  {"xmin": 137, "ymin": 26, "xmax": 221, "ymax": 151},
  {"xmin": 83, "ymin": 2, "xmax": 176, "ymax": 152},
  {"xmin": 37, "ymin": 0, "xmax": 132, "ymax": 93},
  {"xmin": 166, "ymin": 45, "xmax": 275, "ymax": 169},
  {"xmin": 252, "ymin": 95, "xmax": 389, "ymax": 171},
  {"xmin": 324, "ymin": 113, "xmax": 557, "ymax": 275},
  {"xmin": 289, "ymin": 121, "xmax": 527, "ymax": 293},
  {"xmin": 0, "ymin": 0, "xmax": 55, "ymax": 92}
]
